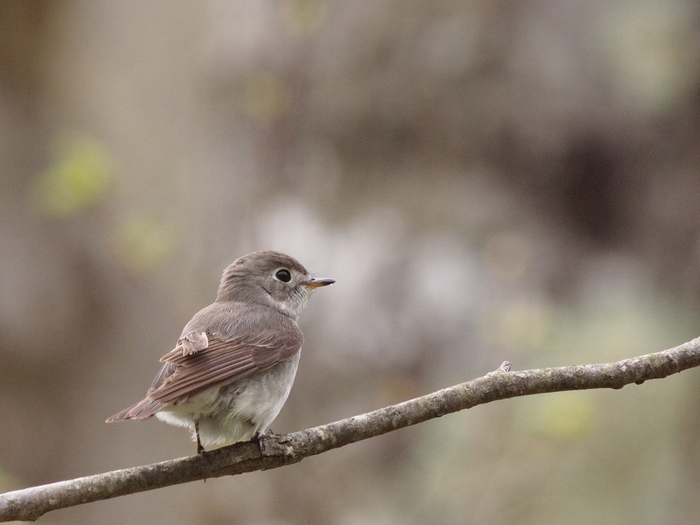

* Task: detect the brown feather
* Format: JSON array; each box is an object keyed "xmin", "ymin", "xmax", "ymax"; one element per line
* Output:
[
  {"xmin": 106, "ymin": 302, "xmax": 303, "ymax": 421},
  {"xmin": 105, "ymin": 251, "xmax": 333, "ymax": 445}
]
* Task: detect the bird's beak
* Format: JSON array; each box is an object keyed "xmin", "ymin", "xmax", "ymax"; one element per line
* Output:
[{"xmin": 304, "ymin": 277, "xmax": 336, "ymax": 289}]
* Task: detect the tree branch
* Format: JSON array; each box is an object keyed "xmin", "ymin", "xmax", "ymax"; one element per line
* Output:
[{"xmin": 2, "ymin": 336, "xmax": 700, "ymax": 522}]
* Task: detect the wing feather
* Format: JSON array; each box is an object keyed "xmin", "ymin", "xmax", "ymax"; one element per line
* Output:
[
  {"xmin": 148, "ymin": 316, "xmax": 303, "ymax": 404},
  {"xmin": 106, "ymin": 304, "xmax": 303, "ymax": 421}
]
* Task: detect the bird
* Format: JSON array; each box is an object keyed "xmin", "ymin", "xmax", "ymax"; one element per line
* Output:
[{"xmin": 106, "ymin": 250, "xmax": 334, "ymax": 454}]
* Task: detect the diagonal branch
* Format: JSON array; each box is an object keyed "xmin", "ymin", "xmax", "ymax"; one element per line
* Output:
[{"xmin": 2, "ymin": 336, "xmax": 700, "ymax": 522}]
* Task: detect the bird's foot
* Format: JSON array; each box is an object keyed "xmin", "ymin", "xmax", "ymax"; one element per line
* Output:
[
  {"xmin": 254, "ymin": 429, "xmax": 276, "ymax": 454},
  {"xmin": 195, "ymin": 420, "xmax": 208, "ymax": 456}
]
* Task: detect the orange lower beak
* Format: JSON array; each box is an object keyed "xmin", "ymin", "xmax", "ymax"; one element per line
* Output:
[{"xmin": 305, "ymin": 277, "xmax": 335, "ymax": 289}]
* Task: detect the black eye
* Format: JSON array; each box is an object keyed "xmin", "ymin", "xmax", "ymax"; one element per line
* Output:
[{"xmin": 275, "ymin": 269, "xmax": 292, "ymax": 283}]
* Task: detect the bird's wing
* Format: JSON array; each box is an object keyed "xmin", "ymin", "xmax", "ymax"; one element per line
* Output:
[
  {"xmin": 106, "ymin": 305, "xmax": 303, "ymax": 423},
  {"xmin": 147, "ymin": 323, "xmax": 303, "ymax": 405}
]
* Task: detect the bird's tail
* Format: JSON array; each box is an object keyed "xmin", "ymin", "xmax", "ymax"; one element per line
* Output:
[{"xmin": 105, "ymin": 398, "xmax": 164, "ymax": 423}]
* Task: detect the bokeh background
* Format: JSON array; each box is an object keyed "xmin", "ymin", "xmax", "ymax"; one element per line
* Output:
[{"xmin": 2, "ymin": 1, "xmax": 700, "ymax": 523}]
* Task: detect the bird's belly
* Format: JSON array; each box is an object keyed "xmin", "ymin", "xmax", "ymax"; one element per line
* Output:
[{"xmin": 155, "ymin": 352, "xmax": 301, "ymax": 448}]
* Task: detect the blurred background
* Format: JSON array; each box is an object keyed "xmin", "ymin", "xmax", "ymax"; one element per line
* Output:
[{"xmin": 1, "ymin": 1, "xmax": 700, "ymax": 523}]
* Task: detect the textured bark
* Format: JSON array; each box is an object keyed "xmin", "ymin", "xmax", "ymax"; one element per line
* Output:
[{"xmin": 2, "ymin": 336, "xmax": 699, "ymax": 522}]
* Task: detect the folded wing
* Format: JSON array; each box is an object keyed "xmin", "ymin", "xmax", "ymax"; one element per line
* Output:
[{"xmin": 106, "ymin": 312, "xmax": 303, "ymax": 422}]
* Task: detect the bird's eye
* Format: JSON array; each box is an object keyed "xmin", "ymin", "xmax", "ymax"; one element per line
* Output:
[{"xmin": 275, "ymin": 269, "xmax": 292, "ymax": 283}]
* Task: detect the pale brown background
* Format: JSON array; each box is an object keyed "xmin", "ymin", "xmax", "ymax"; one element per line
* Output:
[{"xmin": 2, "ymin": 1, "xmax": 700, "ymax": 524}]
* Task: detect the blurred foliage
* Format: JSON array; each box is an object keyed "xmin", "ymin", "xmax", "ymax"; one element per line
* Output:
[
  {"xmin": 599, "ymin": 0, "xmax": 698, "ymax": 115},
  {"xmin": 0, "ymin": 467, "xmax": 19, "ymax": 495},
  {"xmin": 241, "ymin": 70, "xmax": 291, "ymax": 122},
  {"xmin": 114, "ymin": 215, "xmax": 176, "ymax": 272},
  {"xmin": 522, "ymin": 392, "xmax": 597, "ymax": 441},
  {"xmin": 33, "ymin": 133, "xmax": 113, "ymax": 217},
  {"xmin": 281, "ymin": 0, "xmax": 329, "ymax": 35}
]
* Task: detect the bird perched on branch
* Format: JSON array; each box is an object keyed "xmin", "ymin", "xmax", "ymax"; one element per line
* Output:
[{"xmin": 107, "ymin": 251, "xmax": 334, "ymax": 454}]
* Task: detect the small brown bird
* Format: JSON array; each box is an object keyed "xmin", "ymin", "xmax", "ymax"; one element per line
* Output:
[{"xmin": 106, "ymin": 251, "xmax": 334, "ymax": 453}]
